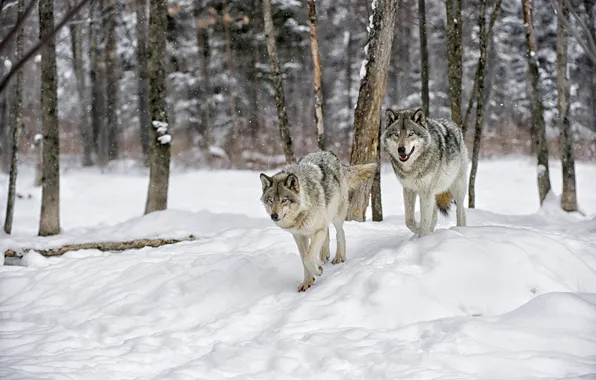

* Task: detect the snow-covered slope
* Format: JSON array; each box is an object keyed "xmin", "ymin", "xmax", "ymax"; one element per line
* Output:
[{"xmin": 1, "ymin": 157, "xmax": 596, "ymax": 379}]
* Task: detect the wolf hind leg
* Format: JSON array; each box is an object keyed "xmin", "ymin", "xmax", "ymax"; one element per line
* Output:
[
  {"xmin": 331, "ymin": 218, "xmax": 346, "ymax": 264},
  {"xmin": 320, "ymin": 227, "xmax": 330, "ymax": 264},
  {"xmin": 450, "ymin": 170, "xmax": 467, "ymax": 227}
]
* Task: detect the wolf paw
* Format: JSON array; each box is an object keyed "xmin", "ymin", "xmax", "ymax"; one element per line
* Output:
[
  {"xmin": 406, "ymin": 221, "xmax": 419, "ymax": 234},
  {"xmin": 320, "ymin": 251, "xmax": 330, "ymax": 264},
  {"xmin": 298, "ymin": 277, "xmax": 315, "ymax": 292},
  {"xmin": 331, "ymin": 255, "xmax": 345, "ymax": 265}
]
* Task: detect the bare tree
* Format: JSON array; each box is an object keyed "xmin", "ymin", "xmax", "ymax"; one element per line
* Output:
[
  {"xmin": 39, "ymin": 0, "xmax": 60, "ymax": 236},
  {"xmin": 308, "ymin": 0, "xmax": 325, "ymax": 150},
  {"xmin": 263, "ymin": 0, "xmax": 295, "ymax": 163},
  {"xmin": 522, "ymin": 0, "xmax": 552, "ymax": 205},
  {"xmin": 144, "ymin": 0, "xmax": 171, "ymax": 214},
  {"xmin": 468, "ymin": 0, "xmax": 502, "ymax": 208},
  {"xmin": 585, "ymin": 0, "xmax": 596, "ymax": 129},
  {"xmin": 346, "ymin": 0, "xmax": 398, "ymax": 222},
  {"xmin": 104, "ymin": 0, "xmax": 119, "ymax": 161},
  {"xmin": 136, "ymin": 0, "xmax": 150, "ymax": 163},
  {"xmin": 4, "ymin": 0, "xmax": 24, "ymax": 234},
  {"xmin": 445, "ymin": 0, "xmax": 463, "ymax": 125},
  {"xmin": 418, "ymin": 0, "xmax": 430, "ymax": 115},
  {"xmin": 556, "ymin": 0, "xmax": 578, "ymax": 212},
  {"xmin": 371, "ymin": 119, "xmax": 383, "ymax": 221},
  {"xmin": 222, "ymin": 0, "xmax": 237, "ymax": 132},
  {"xmin": 195, "ymin": 6, "xmax": 213, "ymax": 149}
]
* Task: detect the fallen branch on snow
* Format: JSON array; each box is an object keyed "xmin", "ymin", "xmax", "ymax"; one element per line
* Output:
[{"xmin": 3, "ymin": 236, "xmax": 196, "ymax": 258}]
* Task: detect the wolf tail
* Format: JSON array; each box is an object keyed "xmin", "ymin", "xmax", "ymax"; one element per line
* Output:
[
  {"xmin": 345, "ymin": 163, "xmax": 377, "ymax": 191},
  {"xmin": 435, "ymin": 191, "xmax": 453, "ymax": 217}
]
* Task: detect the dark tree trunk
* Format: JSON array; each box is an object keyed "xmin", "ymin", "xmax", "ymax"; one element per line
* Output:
[
  {"xmin": 418, "ymin": 0, "xmax": 429, "ymax": 115},
  {"xmin": 585, "ymin": 0, "xmax": 596, "ymax": 137},
  {"xmin": 557, "ymin": 0, "xmax": 578, "ymax": 212},
  {"xmin": 144, "ymin": 0, "xmax": 171, "ymax": 214},
  {"xmin": 89, "ymin": 1, "xmax": 105, "ymax": 162},
  {"xmin": 445, "ymin": 0, "xmax": 463, "ymax": 125},
  {"xmin": 39, "ymin": 0, "xmax": 60, "ymax": 236},
  {"xmin": 4, "ymin": 0, "xmax": 25, "ymax": 234},
  {"xmin": 222, "ymin": 0, "xmax": 237, "ymax": 135},
  {"xmin": 104, "ymin": 0, "xmax": 119, "ymax": 161},
  {"xmin": 195, "ymin": 8, "xmax": 212, "ymax": 148},
  {"xmin": 522, "ymin": 0, "xmax": 552, "ymax": 205},
  {"xmin": 347, "ymin": 0, "xmax": 398, "ymax": 222},
  {"xmin": 308, "ymin": 0, "xmax": 325, "ymax": 150},
  {"xmin": 263, "ymin": 0, "xmax": 295, "ymax": 163},
  {"xmin": 248, "ymin": 0, "xmax": 262, "ymax": 141},
  {"xmin": 136, "ymin": 0, "xmax": 150, "ymax": 163},
  {"xmin": 371, "ymin": 119, "xmax": 383, "ymax": 221},
  {"xmin": 68, "ymin": 0, "xmax": 93, "ymax": 167}
]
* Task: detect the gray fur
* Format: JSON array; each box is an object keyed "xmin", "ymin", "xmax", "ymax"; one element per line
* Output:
[
  {"xmin": 381, "ymin": 107, "xmax": 468, "ymax": 238},
  {"xmin": 260, "ymin": 151, "xmax": 376, "ymax": 292}
]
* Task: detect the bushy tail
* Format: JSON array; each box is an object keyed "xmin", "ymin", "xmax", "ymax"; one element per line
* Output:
[
  {"xmin": 345, "ymin": 163, "xmax": 377, "ymax": 191},
  {"xmin": 435, "ymin": 191, "xmax": 453, "ymax": 217}
]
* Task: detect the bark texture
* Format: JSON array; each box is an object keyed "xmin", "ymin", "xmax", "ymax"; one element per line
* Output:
[
  {"xmin": 39, "ymin": 0, "xmax": 61, "ymax": 236},
  {"xmin": 556, "ymin": 0, "xmax": 578, "ymax": 212},
  {"xmin": 104, "ymin": 0, "xmax": 119, "ymax": 161},
  {"xmin": 522, "ymin": 0, "xmax": 551, "ymax": 205},
  {"xmin": 418, "ymin": 0, "xmax": 430, "ymax": 115},
  {"xmin": 4, "ymin": 0, "xmax": 25, "ymax": 234},
  {"xmin": 308, "ymin": 0, "xmax": 325, "ymax": 150},
  {"xmin": 144, "ymin": 0, "xmax": 171, "ymax": 214},
  {"xmin": 195, "ymin": 8, "xmax": 213, "ymax": 148},
  {"xmin": 371, "ymin": 119, "xmax": 383, "ymax": 222},
  {"xmin": 346, "ymin": 0, "xmax": 398, "ymax": 221},
  {"xmin": 4, "ymin": 236, "xmax": 196, "ymax": 258},
  {"xmin": 136, "ymin": 0, "xmax": 150, "ymax": 163},
  {"xmin": 585, "ymin": 0, "xmax": 596, "ymax": 148},
  {"xmin": 90, "ymin": 1, "xmax": 105, "ymax": 163},
  {"xmin": 263, "ymin": 0, "xmax": 295, "ymax": 163},
  {"xmin": 445, "ymin": 0, "xmax": 463, "ymax": 125}
]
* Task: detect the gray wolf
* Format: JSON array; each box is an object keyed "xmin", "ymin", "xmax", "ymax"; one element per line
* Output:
[
  {"xmin": 259, "ymin": 151, "xmax": 376, "ymax": 292},
  {"xmin": 381, "ymin": 107, "xmax": 468, "ymax": 238}
]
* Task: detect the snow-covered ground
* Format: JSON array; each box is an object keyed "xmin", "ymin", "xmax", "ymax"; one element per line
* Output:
[{"xmin": 1, "ymin": 156, "xmax": 596, "ymax": 379}]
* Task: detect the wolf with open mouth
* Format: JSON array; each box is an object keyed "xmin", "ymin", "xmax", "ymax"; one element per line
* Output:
[{"xmin": 381, "ymin": 107, "xmax": 469, "ymax": 238}]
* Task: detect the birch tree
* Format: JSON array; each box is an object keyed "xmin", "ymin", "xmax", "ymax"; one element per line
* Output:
[
  {"xmin": 308, "ymin": 0, "xmax": 325, "ymax": 150},
  {"xmin": 346, "ymin": 0, "xmax": 398, "ymax": 222}
]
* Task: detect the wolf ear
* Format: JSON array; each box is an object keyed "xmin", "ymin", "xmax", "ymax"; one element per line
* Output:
[
  {"xmin": 412, "ymin": 108, "xmax": 426, "ymax": 126},
  {"xmin": 284, "ymin": 173, "xmax": 300, "ymax": 193},
  {"xmin": 260, "ymin": 173, "xmax": 272, "ymax": 192},
  {"xmin": 385, "ymin": 108, "xmax": 398, "ymax": 127}
]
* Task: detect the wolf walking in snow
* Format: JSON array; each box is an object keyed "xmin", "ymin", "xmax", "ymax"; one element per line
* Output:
[
  {"xmin": 259, "ymin": 151, "xmax": 376, "ymax": 292},
  {"xmin": 381, "ymin": 107, "xmax": 468, "ymax": 238}
]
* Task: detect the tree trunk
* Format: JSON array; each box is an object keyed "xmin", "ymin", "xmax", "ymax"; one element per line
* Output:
[
  {"xmin": 4, "ymin": 0, "xmax": 25, "ymax": 234},
  {"xmin": 263, "ymin": 0, "xmax": 295, "ymax": 163},
  {"xmin": 371, "ymin": 119, "xmax": 383, "ymax": 221},
  {"xmin": 445, "ymin": 0, "xmax": 463, "ymax": 125},
  {"xmin": 136, "ymin": 0, "xmax": 150, "ymax": 164},
  {"xmin": 144, "ymin": 0, "xmax": 171, "ymax": 214},
  {"xmin": 556, "ymin": 0, "xmax": 577, "ymax": 212},
  {"xmin": 195, "ymin": 9, "xmax": 213, "ymax": 148},
  {"xmin": 344, "ymin": 0, "xmax": 353, "ymax": 148},
  {"xmin": 104, "ymin": 0, "xmax": 119, "ymax": 162},
  {"xmin": 248, "ymin": 0, "xmax": 262, "ymax": 141},
  {"xmin": 68, "ymin": 0, "xmax": 93, "ymax": 167},
  {"xmin": 522, "ymin": 0, "xmax": 551, "ymax": 205},
  {"xmin": 34, "ymin": 136, "xmax": 43, "ymax": 187},
  {"xmin": 468, "ymin": 0, "xmax": 488, "ymax": 209},
  {"xmin": 89, "ymin": 1, "xmax": 105, "ymax": 163},
  {"xmin": 346, "ymin": 0, "xmax": 398, "ymax": 222},
  {"xmin": 418, "ymin": 0, "xmax": 430, "ymax": 115},
  {"xmin": 308, "ymin": 0, "xmax": 325, "ymax": 150},
  {"xmin": 222, "ymin": 0, "xmax": 237, "ymax": 135},
  {"xmin": 39, "ymin": 0, "xmax": 60, "ymax": 236},
  {"xmin": 585, "ymin": 0, "xmax": 596, "ymax": 142}
]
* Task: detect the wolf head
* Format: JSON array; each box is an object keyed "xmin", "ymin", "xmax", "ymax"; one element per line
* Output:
[
  {"xmin": 259, "ymin": 172, "xmax": 302, "ymax": 224},
  {"xmin": 382, "ymin": 107, "xmax": 428, "ymax": 166}
]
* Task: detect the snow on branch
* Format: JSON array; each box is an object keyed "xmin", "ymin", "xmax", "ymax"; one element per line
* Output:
[{"xmin": 152, "ymin": 120, "xmax": 172, "ymax": 145}]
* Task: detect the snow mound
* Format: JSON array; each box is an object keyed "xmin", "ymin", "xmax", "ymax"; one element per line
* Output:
[{"xmin": 1, "ymin": 216, "xmax": 595, "ymax": 379}]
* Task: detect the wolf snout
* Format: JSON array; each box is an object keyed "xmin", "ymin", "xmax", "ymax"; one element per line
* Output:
[
  {"xmin": 271, "ymin": 213, "xmax": 279, "ymax": 221},
  {"xmin": 397, "ymin": 146, "xmax": 406, "ymax": 154}
]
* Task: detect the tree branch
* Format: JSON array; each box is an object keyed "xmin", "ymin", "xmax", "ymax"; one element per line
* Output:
[
  {"xmin": 551, "ymin": 0, "xmax": 596, "ymax": 65},
  {"xmin": 0, "ymin": 0, "xmax": 93, "ymax": 95},
  {"xmin": 0, "ymin": 0, "xmax": 37, "ymax": 56}
]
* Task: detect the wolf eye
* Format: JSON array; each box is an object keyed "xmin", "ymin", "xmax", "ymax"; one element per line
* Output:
[
  {"xmin": 266, "ymin": 198, "xmax": 273, "ymax": 204},
  {"xmin": 281, "ymin": 197, "xmax": 289, "ymax": 203},
  {"xmin": 408, "ymin": 131, "xmax": 414, "ymax": 137}
]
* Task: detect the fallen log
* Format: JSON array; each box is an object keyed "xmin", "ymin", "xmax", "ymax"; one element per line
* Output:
[{"xmin": 3, "ymin": 235, "xmax": 196, "ymax": 258}]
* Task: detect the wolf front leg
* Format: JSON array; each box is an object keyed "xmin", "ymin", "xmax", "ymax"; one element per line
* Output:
[
  {"xmin": 331, "ymin": 218, "xmax": 346, "ymax": 264},
  {"xmin": 417, "ymin": 192, "xmax": 435, "ymax": 237},
  {"xmin": 404, "ymin": 188, "xmax": 419, "ymax": 233},
  {"xmin": 293, "ymin": 234, "xmax": 315, "ymax": 292},
  {"xmin": 303, "ymin": 228, "xmax": 326, "ymax": 278},
  {"xmin": 320, "ymin": 227, "xmax": 330, "ymax": 264}
]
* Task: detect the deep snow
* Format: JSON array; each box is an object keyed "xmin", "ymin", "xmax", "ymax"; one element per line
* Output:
[{"xmin": 1, "ymin": 156, "xmax": 596, "ymax": 379}]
